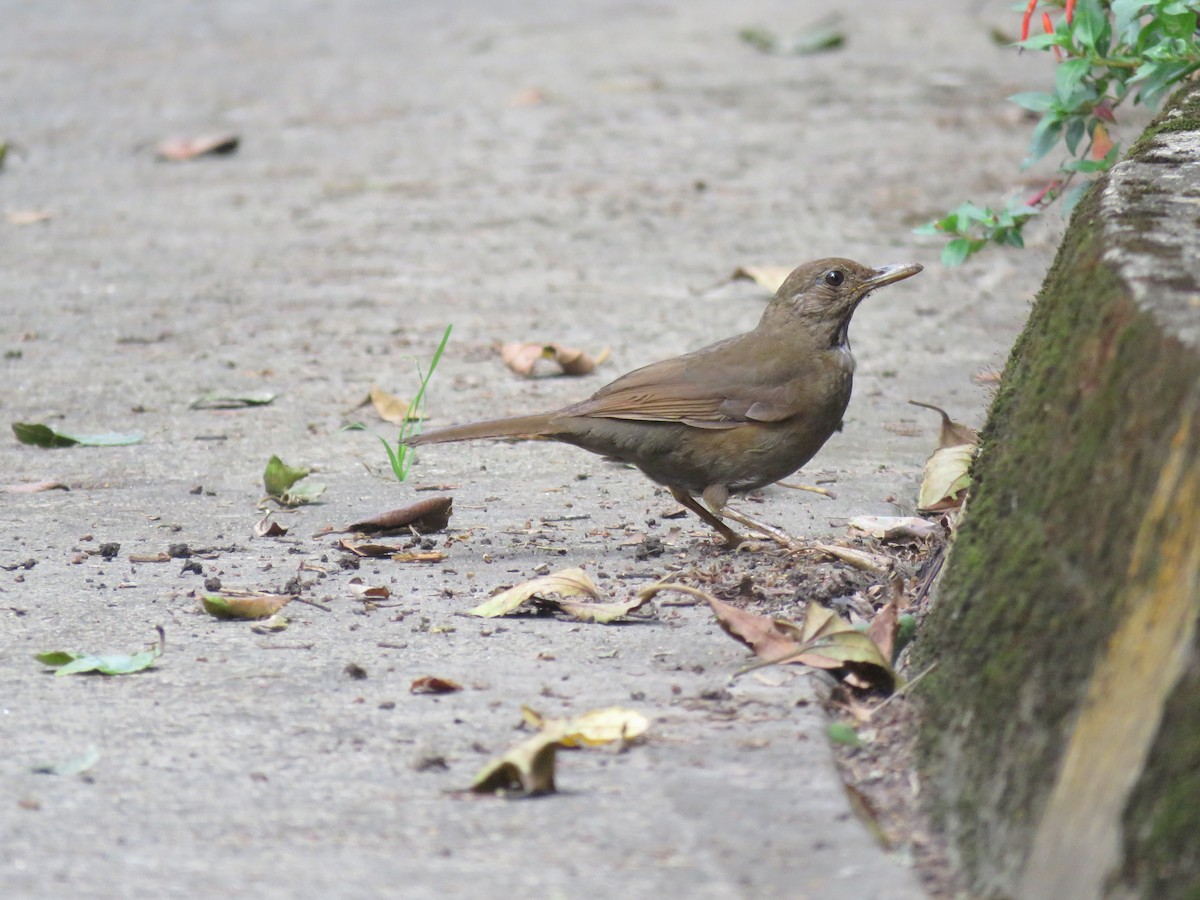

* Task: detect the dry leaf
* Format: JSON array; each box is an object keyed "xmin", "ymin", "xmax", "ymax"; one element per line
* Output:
[
  {"xmin": 553, "ymin": 595, "xmax": 652, "ymax": 623},
  {"xmin": 918, "ymin": 444, "xmax": 975, "ymax": 512},
  {"xmin": 349, "ymin": 583, "xmax": 391, "ymax": 601},
  {"xmin": 909, "ymin": 402, "xmax": 979, "ymax": 512},
  {"xmin": 128, "ymin": 552, "xmax": 170, "ymax": 563},
  {"xmin": 345, "ymin": 497, "xmax": 453, "ymax": 535},
  {"xmin": 2, "ymin": 481, "xmax": 69, "ymax": 494},
  {"xmin": 471, "ymin": 732, "xmax": 561, "ymax": 797},
  {"xmin": 250, "ymin": 615, "xmax": 290, "ymax": 634},
  {"xmin": 6, "ymin": 210, "xmax": 52, "ymax": 225},
  {"xmin": 156, "ymin": 133, "xmax": 240, "ymax": 161},
  {"xmin": 253, "ymin": 514, "xmax": 289, "ymax": 537},
  {"xmin": 522, "ymin": 705, "xmax": 651, "ymax": 747},
  {"xmin": 909, "ymin": 400, "xmax": 979, "ymax": 448},
  {"xmin": 810, "ymin": 542, "xmax": 892, "ymax": 573},
  {"xmin": 369, "ymin": 384, "xmax": 422, "ymax": 424},
  {"xmin": 391, "ymin": 551, "xmax": 447, "ymax": 563},
  {"xmin": 642, "ymin": 584, "xmax": 896, "ymax": 690},
  {"xmin": 500, "ymin": 341, "xmax": 608, "ymax": 377},
  {"xmin": 337, "ymin": 539, "xmax": 400, "ymax": 558},
  {"xmin": 202, "ymin": 590, "xmax": 293, "ymax": 620},
  {"xmin": 731, "ymin": 265, "xmax": 792, "ymax": 293},
  {"xmin": 411, "ymin": 675, "xmax": 463, "ymax": 694},
  {"xmin": 468, "ymin": 568, "xmax": 600, "ymax": 617},
  {"xmin": 847, "ymin": 516, "xmax": 940, "ymax": 542},
  {"xmin": 866, "ymin": 574, "xmax": 907, "ymax": 665}
]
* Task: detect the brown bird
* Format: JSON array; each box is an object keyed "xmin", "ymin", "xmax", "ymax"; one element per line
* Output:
[{"xmin": 406, "ymin": 258, "xmax": 922, "ymax": 546}]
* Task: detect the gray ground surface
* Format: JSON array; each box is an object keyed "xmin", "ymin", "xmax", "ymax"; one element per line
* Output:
[{"xmin": 2, "ymin": 2, "xmax": 1057, "ymax": 897}]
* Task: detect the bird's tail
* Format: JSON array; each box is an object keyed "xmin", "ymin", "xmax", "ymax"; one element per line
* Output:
[{"xmin": 404, "ymin": 413, "xmax": 557, "ymax": 446}]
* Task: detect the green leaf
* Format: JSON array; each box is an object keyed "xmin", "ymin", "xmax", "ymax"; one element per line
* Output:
[
  {"xmin": 941, "ymin": 238, "xmax": 974, "ymax": 267},
  {"xmin": 1112, "ymin": 0, "xmax": 1148, "ymax": 37},
  {"xmin": 13, "ymin": 422, "xmax": 142, "ymax": 448},
  {"xmin": 1070, "ymin": 0, "xmax": 1107, "ymax": 52},
  {"xmin": 36, "ymin": 644, "xmax": 161, "ymax": 676},
  {"xmin": 30, "ymin": 746, "xmax": 101, "ymax": 776},
  {"xmin": 1017, "ymin": 33, "xmax": 1064, "ymax": 52},
  {"xmin": 1010, "ymin": 91, "xmax": 1055, "ymax": 112},
  {"xmin": 1054, "ymin": 59, "xmax": 1091, "ymax": 104},
  {"xmin": 263, "ymin": 455, "xmax": 310, "ymax": 497},
  {"xmin": 1065, "ymin": 116, "xmax": 1087, "ymax": 155},
  {"xmin": 828, "ymin": 722, "xmax": 864, "ymax": 747},
  {"xmin": 1025, "ymin": 116, "xmax": 1064, "ymax": 167},
  {"xmin": 34, "ymin": 651, "xmax": 78, "ymax": 666}
]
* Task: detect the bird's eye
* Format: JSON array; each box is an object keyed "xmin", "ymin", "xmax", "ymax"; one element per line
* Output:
[{"xmin": 824, "ymin": 269, "xmax": 845, "ymax": 287}]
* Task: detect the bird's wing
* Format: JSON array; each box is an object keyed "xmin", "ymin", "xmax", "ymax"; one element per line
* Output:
[{"xmin": 562, "ymin": 344, "xmax": 807, "ymax": 428}]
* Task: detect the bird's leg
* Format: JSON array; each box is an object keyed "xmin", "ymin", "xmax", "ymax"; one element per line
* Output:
[
  {"xmin": 669, "ymin": 486, "xmax": 744, "ymax": 547},
  {"xmin": 702, "ymin": 484, "xmax": 800, "ymax": 550}
]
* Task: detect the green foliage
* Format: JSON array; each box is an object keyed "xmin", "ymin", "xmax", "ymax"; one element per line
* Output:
[
  {"xmin": 921, "ymin": 0, "xmax": 1200, "ymax": 265},
  {"xmin": 376, "ymin": 325, "xmax": 453, "ymax": 483}
]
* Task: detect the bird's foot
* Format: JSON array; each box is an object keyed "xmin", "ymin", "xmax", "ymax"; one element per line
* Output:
[
  {"xmin": 777, "ymin": 481, "xmax": 837, "ymax": 500},
  {"xmin": 720, "ymin": 507, "xmax": 802, "ymax": 551}
]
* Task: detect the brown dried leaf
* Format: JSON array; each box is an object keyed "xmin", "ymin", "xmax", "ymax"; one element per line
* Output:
[
  {"xmin": 337, "ymin": 538, "xmax": 399, "ymax": 558},
  {"xmin": 2, "ymin": 481, "xmax": 69, "ymax": 494},
  {"xmin": 253, "ymin": 514, "xmax": 289, "ymax": 537},
  {"xmin": 369, "ymin": 384, "xmax": 422, "ymax": 424},
  {"xmin": 128, "ymin": 552, "xmax": 170, "ymax": 563},
  {"xmin": 391, "ymin": 551, "xmax": 447, "ymax": 563},
  {"xmin": 349, "ymin": 583, "xmax": 391, "ymax": 601},
  {"xmin": 643, "ymin": 584, "xmax": 896, "ymax": 690},
  {"xmin": 347, "ymin": 497, "xmax": 453, "ymax": 535},
  {"xmin": 731, "ymin": 265, "xmax": 792, "ymax": 293},
  {"xmin": 410, "ymin": 675, "xmax": 463, "ymax": 694},
  {"xmin": 500, "ymin": 341, "xmax": 608, "ymax": 377},
  {"xmin": 909, "ymin": 400, "xmax": 979, "ymax": 449},
  {"xmin": 156, "ymin": 133, "xmax": 240, "ymax": 162}
]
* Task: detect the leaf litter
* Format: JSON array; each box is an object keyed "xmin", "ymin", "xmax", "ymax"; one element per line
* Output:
[
  {"xmin": 36, "ymin": 627, "xmax": 165, "ymax": 677},
  {"xmin": 909, "ymin": 401, "xmax": 979, "ymax": 512},
  {"xmin": 500, "ymin": 341, "xmax": 610, "ymax": 377},
  {"xmin": 13, "ymin": 422, "xmax": 142, "ymax": 448},
  {"xmin": 467, "ymin": 567, "xmax": 652, "ymax": 623},
  {"xmin": 262, "ymin": 455, "xmax": 326, "ymax": 506},
  {"xmin": 472, "ymin": 706, "xmax": 649, "ymax": 797}
]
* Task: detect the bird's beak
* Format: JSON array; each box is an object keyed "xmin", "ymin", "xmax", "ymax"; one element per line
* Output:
[{"xmin": 866, "ymin": 263, "xmax": 923, "ymax": 289}]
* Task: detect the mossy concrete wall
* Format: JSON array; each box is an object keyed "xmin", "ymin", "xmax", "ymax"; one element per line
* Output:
[{"xmin": 916, "ymin": 83, "xmax": 1200, "ymax": 900}]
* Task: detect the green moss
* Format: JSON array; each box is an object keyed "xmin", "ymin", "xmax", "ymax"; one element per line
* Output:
[
  {"xmin": 1127, "ymin": 82, "xmax": 1200, "ymax": 158},
  {"xmin": 913, "ymin": 158, "xmax": 1200, "ymax": 892}
]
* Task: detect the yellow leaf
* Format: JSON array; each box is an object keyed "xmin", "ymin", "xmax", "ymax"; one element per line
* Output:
[
  {"xmin": 369, "ymin": 384, "xmax": 422, "ymax": 424},
  {"xmin": 918, "ymin": 444, "xmax": 975, "ymax": 512},
  {"xmin": 731, "ymin": 265, "xmax": 792, "ymax": 293},
  {"xmin": 468, "ymin": 568, "xmax": 599, "ymax": 617},
  {"xmin": 471, "ymin": 732, "xmax": 561, "ymax": 796}
]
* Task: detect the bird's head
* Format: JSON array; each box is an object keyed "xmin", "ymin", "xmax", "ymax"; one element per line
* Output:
[{"xmin": 760, "ymin": 258, "xmax": 923, "ymax": 350}]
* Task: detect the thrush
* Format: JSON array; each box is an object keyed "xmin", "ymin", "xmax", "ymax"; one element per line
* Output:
[{"xmin": 406, "ymin": 258, "xmax": 922, "ymax": 546}]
